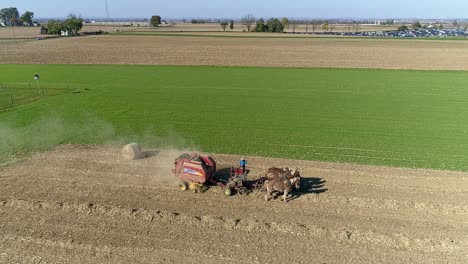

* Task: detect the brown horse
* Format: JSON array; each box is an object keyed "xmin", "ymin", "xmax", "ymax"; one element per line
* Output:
[
  {"xmin": 264, "ymin": 174, "xmax": 293, "ymax": 202},
  {"xmin": 289, "ymin": 175, "xmax": 301, "ymax": 190},
  {"xmin": 266, "ymin": 167, "xmax": 301, "ymax": 190}
]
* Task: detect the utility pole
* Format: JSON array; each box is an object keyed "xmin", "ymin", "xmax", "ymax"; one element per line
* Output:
[{"xmin": 105, "ymin": 0, "xmax": 110, "ymax": 21}]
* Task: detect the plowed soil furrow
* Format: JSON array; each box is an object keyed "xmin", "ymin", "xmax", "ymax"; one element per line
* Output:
[
  {"xmin": 1, "ymin": 35, "xmax": 468, "ymax": 70},
  {"xmin": 0, "ymin": 144, "xmax": 467, "ymax": 263}
]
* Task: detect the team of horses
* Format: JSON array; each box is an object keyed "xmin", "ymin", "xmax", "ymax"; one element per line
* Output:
[{"xmin": 264, "ymin": 167, "xmax": 301, "ymax": 202}]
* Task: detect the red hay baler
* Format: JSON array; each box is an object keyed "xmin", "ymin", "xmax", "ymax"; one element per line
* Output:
[
  {"xmin": 172, "ymin": 153, "xmax": 217, "ymax": 192},
  {"xmin": 172, "ymin": 153, "xmax": 259, "ymax": 195}
]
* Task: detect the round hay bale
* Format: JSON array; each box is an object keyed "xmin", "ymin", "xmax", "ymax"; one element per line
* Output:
[{"xmin": 122, "ymin": 143, "xmax": 144, "ymax": 160}]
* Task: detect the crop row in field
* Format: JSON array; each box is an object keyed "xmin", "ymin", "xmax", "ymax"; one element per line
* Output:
[{"xmin": 1, "ymin": 65, "xmax": 468, "ymax": 171}]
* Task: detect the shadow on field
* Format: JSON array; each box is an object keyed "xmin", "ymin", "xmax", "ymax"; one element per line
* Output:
[
  {"xmin": 214, "ymin": 168, "xmax": 327, "ymax": 200},
  {"xmin": 261, "ymin": 176, "xmax": 327, "ymax": 201},
  {"xmin": 299, "ymin": 177, "xmax": 328, "ymax": 194},
  {"xmin": 143, "ymin": 150, "xmax": 160, "ymax": 158}
]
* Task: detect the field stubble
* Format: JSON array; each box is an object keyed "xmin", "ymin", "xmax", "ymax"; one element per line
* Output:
[
  {"xmin": 1, "ymin": 35, "xmax": 468, "ymax": 70},
  {"xmin": 0, "ymin": 144, "xmax": 467, "ymax": 263}
]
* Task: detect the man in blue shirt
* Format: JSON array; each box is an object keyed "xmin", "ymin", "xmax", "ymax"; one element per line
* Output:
[{"xmin": 240, "ymin": 157, "xmax": 247, "ymax": 174}]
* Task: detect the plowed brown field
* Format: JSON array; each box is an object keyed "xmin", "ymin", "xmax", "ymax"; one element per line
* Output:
[
  {"xmin": 1, "ymin": 34, "xmax": 468, "ymax": 70},
  {"xmin": 1, "ymin": 145, "xmax": 467, "ymax": 263}
]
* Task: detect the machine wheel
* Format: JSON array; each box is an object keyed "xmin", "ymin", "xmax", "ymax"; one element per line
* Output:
[
  {"xmin": 238, "ymin": 187, "xmax": 248, "ymax": 195},
  {"xmin": 179, "ymin": 182, "xmax": 188, "ymax": 191},
  {"xmin": 224, "ymin": 188, "xmax": 232, "ymax": 196}
]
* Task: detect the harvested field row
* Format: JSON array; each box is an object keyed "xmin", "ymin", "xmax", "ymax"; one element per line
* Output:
[
  {"xmin": 0, "ymin": 145, "xmax": 467, "ymax": 263},
  {"xmin": 1, "ymin": 35, "xmax": 468, "ymax": 70},
  {"xmin": 1, "ymin": 197, "xmax": 465, "ymax": 255}
]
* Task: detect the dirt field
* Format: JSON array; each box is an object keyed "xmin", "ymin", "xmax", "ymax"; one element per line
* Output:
[
  {"xmin": 0, "ymin": 27, "xmax": 44, "ymax": 39},
  {"xmin": 1, "ymin": 34, "xmax": 468, "ymax": 70},
  {"xmin": 0, "ymin": 144, "xmax": 466, "ymax": 263}
]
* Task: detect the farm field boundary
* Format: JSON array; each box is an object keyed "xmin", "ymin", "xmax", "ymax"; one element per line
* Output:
[{"xmin": 1, "ymin": 64, "xmax": 468, "ymax": 171}]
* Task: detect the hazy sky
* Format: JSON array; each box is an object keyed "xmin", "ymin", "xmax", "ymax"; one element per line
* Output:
[{"xmin": 2, "ymin": 0, "xmax": 467, "ymax": 19}]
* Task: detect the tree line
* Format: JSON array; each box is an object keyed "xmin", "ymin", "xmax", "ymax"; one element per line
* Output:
[
  {"xmin": 237, "ymin": 14, "xmax": 361, "ymax": 33},
  {"xmin": 0, "ymin": 7, "xmax": 34, "ymax": 26},
  {"xmin": 398, "ymin": 20, "xmax": 468, "ymax": 32},
  {"xmin": 44, "ymin": 14, "xmax": 84, "ymax": 36},
  {"xmin": 1, "ymin": 7, "xmax": 84, "ymax": 36}
]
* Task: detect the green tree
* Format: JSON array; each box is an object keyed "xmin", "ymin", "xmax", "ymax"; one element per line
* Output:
[
  {"xmin": 63, "ymin": 14, "xmax": 83, "ymax": 36},
  {"xmin": 266, "ymin": 18, "xmax": 284, "ymax": 33},
  {"xmin": 254, "ymin": 18, "xmax": 266, "ymax": 32},
  {"xmin": 20, "ymin": 11, "xmax": 34, "ymax": 26},
  {"xmin": 46, "ymin": 14, "xmax": 83, "ymax": 36},
  {"xmin": 45, "ymin": 20, "xmax": 65, "ymax": 35},
  {"xmin": 0, "ymin": 7, "xmax": 20, "ymax": 26},
  {"xmin": 412, "ymin": 21, "xmax": 422, "ymax": 30},
  {"xmin": 280, "ymin": 17, "xmax": 289, "ymax": 30},
  {"xmin": 322, "ymin": 21, "xmax": 329, "ymax": 32},
  {"xmin": 398, "ymin": 25, "xmax": 409, "ymax": 31},
  {"xmin": 229, "ymin": 20, "xmax": 234, "ymax": 31},
  {"xmin": 150, "ymin": 15, "xmax": 161, "ymax": 27},
  {"xmin": 220, "ymin": 21, "xmax": 228, "ymax": 31}
]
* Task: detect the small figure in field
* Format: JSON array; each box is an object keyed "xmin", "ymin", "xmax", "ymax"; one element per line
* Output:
[{"xmin": 240, "ymin": 157, "xmax": 247, "ymax": 174}]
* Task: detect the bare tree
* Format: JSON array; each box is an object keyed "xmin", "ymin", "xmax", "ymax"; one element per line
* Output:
[
  {"xmin": 329, "ymin": 23, "xmax": 335, "ymax": 33},
  {"xmin": 291, "ymin": 20, "xmax": 297, "ymax": 33},
  {"xmin": 241, "ymin": 14, "xmax": 255, "ymax": 32},
  {"xmin": 220, "ymin": 21, "xmax": 228, "ymax": 31},
  {"xmin": 311, "ymin": 21, "xmax": 318, "ymax": 33},
  {"xmin": 281, "ymin": 17, "xmax": 289, "ymax": 31},
  {"xmin": 353, "ymin": 22, "xmax": 360, "ymax": 32}
]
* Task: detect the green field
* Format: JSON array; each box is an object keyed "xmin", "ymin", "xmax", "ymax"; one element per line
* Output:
[{"xmin": 1, "ymin": 64, "xmax": 468, "ymax": 171}]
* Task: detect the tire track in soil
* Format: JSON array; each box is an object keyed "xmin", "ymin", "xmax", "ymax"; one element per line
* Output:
[
  {"xmin": 4, "ymin": 167, "xmax": 468, "ymax": 218},
  {"xmin": 0, "ymin": 234, "xmax": 249, "ymax": 264},
  {"xmin": 1, "ymin": 198, "xmax": 466, "ymax": 256}
]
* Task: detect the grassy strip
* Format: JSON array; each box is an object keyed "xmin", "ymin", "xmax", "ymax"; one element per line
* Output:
[{"xmin": 1, "ymin": 64, "xmax": 468, "ymax": 171}]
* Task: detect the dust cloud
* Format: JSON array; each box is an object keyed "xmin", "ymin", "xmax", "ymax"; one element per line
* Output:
[{"xmin": 0, "ymin": 112, "xmax": 201, "ymax": 188}]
